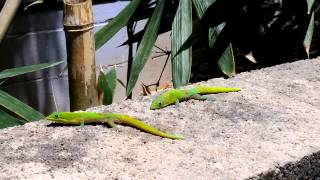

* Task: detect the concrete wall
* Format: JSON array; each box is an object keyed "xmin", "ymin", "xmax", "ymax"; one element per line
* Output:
[{"xmin": 0, "ymin": 1, "xmax": 171, "ymax": 115}]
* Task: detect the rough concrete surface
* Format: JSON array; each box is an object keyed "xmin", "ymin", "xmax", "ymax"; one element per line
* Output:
[{"xmin": 1, "ymin": 58, "xmax": 320, "ymax": 179}]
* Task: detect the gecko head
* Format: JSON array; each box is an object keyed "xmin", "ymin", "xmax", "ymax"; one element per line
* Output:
[
  {"xmin": 46, "ymin": 112, "xmax": 69, "ymax": 124},
  {"xmin": 150, "ymin": 99, "xmax": 164, "ymax": 110},
  {"xmin": 150, "ymin": 90, "xmax": 178, "ymax": 110},
  {"xmin": 150, "ymin": 95, "xmax": 172, "ymax": 110}
]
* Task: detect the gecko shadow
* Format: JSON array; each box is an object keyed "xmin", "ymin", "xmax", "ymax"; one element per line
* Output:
[
  {"xmin": 47, "ymin": 122, "xmax": 110, "ymax": 127},
  {"xmin": 47, "ymin": 121, "xmax": 178, "ymax": 139},
  {"xmin": 47, "ymin": 121, "xmax": 146, "ymax": 131},
  {"xmin": 247, "ymin": 150, "xmax": 320, "ymax": 180}
]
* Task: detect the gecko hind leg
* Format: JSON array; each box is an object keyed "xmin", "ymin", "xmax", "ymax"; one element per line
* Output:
[{"xmin": 106, "ymin": 120, "xmax": 116, "ymax": 128}]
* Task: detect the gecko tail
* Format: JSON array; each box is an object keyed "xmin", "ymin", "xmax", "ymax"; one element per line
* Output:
[
  {"xmin": 171, "ymin": 135, "xmax": 185, "ymax": 140},
  {"xmin": 112, "ymin": 114, "xmax": 185, "ymax": 140},
  {"xmin": 195, "ymin": 86, "xmax": 241, "ymax": 94}
]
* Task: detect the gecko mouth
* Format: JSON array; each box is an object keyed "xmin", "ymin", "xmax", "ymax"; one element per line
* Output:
[{"xmin": 46, "ymin": 117, "xmax": 66, "ymax": 123}]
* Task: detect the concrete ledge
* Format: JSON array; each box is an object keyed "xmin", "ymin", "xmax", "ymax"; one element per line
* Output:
[{"xmin": 0, "ymin": 58, "xmax": 319, "ymax": 179}]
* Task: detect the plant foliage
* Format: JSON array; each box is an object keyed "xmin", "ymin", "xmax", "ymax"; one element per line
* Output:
[
  {"xmin": 125, "ymin": 0, "xmax": 165, "ymax": 96},
  {"xmin": 171, "ymin": 0, "xmax": 192, "ymax": 88},
  {"xmin": 98, "ymin": 67, "xmax": 117, "ymax": 105},
  {"xmin": 94, "ymin": 0, "xmax": 317, "ymax": 97},
  {"xmin": 0, "ymin": 61, "xmax": 63, "ymax": 128}
]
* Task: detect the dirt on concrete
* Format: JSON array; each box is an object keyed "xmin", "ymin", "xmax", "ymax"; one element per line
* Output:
[{"xmin": 0, "ymin": 58, "xmax": 320, "ymax": 179}]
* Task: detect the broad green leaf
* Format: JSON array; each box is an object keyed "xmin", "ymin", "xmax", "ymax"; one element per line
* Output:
[
  {"xmin": 0, "ymin": 89, "xmax": 44, "ymax": 122},
  {"xmin": 306, "ymin": 0, "xmax": 315, "ymax": 14},
  {"xmin": 172, "ymin": 0, "xmax": 192, "ymax": 88},
  {"xmin": 128, "ymin": 3, "xmax": 156, "ymax": 23},
  {"xmin": 0, "ymin": 61, "xmax": 64, "ymax": 80},
  {"xmin": 119, "ymin": 1, "xmax": 179, "ymax": 47},
  {"xmin": 217, "ymin": 44, "xmax": 235, "ymax": 76},
  {"xmin": 0, "ymin": 109, "xmax": 25, "ymax": 129},
  {"xmin": 208, "ymin": 22, "xmax": 225, "ymax": 48},
  {"xmin": 303, "ymin": 12, "xmax": 314, "ymax": 58},
  {"xmin": 192, "ymin": 0, "xmax": 216, "ymax": 18},
  {"xmin": 126, "ymin": 0, "xmax": 165, "ymax": 96},
  {"xmin": 94, "ymin": 0, "xmax": 143, "ymax": 50},
  {"xmin": 208, "ymin": 22, "xmax": 235, "ymax": 76},
  {"xmin": 98, "ymin": 67, "xmax": 117, "ymax": 105}
]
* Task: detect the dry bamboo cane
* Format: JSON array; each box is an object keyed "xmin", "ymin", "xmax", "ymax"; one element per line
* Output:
[
  {"xmin": 63, "ymin": 0, "xmax": 98, "ymax": 111},
  {"xmin": 0, "ymin": 0, "xmax": 22, "ymax": 43}
]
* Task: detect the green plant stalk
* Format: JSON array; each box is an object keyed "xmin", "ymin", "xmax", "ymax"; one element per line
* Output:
[
  {"xmin": 126, "ymin": 22, "xmax": 135, "ymax": 99},
  {"xmin": 126, "ymin": 0, "xmax": 166, "ymax": 96}
]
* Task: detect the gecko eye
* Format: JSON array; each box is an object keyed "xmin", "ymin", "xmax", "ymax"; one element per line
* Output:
[
  {"xmin": 158, "ymin": 102, "xmax": 162, "ymax": 106},
  {"xmin": 54, "ymin": 114, "xmax": 59, "ymax": 118}
]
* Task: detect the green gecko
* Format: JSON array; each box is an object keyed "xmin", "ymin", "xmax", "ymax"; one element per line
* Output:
[
  {"xmin": 150, "ymin": 85, "xmax": 241, "ymax": 110},
  {"xmin": 47, "ymin": 111, "xmax": 184, "ymax": 140}
]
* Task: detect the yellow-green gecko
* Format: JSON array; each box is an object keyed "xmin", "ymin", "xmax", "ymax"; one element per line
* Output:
[
  {"xmin": 47, "ymin": 112, "xmax": 184, "ymax": 140},
  {"xmin": 150, "ymin": 85, "xmax": 240, "ymax": 109}
]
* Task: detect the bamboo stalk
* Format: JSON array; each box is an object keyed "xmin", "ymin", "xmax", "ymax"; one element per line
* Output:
[
  {"xmin": 63, "ymin": 0, "xmax": 98, "ymax": 111},
  {"xmin": 0, "ymin": 0, "xmax": 22, "ymax": 43}
]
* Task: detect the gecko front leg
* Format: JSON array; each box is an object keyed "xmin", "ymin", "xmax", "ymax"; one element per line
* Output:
[
  {"xmin": 191, "ymin": 94, "xmax": 215, "ymax": 101},
  {"xmin": 105, "ymin": 119, "xmax": 116, "ymax": 128}
]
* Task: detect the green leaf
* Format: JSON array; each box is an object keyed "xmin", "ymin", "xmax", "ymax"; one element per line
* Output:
[
  {"xmin": 217, "ymin": 44, "xmax": 235, "ymax": 77},
  {"xmin": 303, "ymin": 12, "xmax": 314, "ymax": 58},
  {"xmin": 98, "ymin": 67, "xmax": 117, "ymax": 105},
  {"xmin": 306, "ymin": 0, "xmax": 315, "ymax": 14},
  {"xmin": 0, "ymin": 109, "xmax": 25, "ymax": 129},
  {"xmin": 0, "ymin": 61, "xmax": 64, "ymax": 80},
  {"xmin": 208, "ymin": 22, "xmax": 235, "ymax": 76},
  {"xmin": 171, "ymin": 0, "xmax": 192, "ymax": 88},
  {"xmin": 126, "ymin": 0, "xmax": 166, "ymax": 96},
  {"xmin": 208, "ymin": 22, "xmax": 225, "ymax": 48},
  {"xmin": 192, "ymin": 0, "xmax": 216, "ymax": 18},
  {"xmin": 0, "ymin": 89, "xmax": 44, "ymax": 122},
  {"xmin": 129, "ymin": 7, "xmax": 155, "ymax": 23},
  {"xmin": 120, "ymin": 1, "xmax": 180, "ymax": 47},
  {"xmin": 0, "ymin": 61, "xmax": 61, "ymax": 124},
  {"xmin": 94, "ymin": 0, "xmax": 143, "ymax": 50}
]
